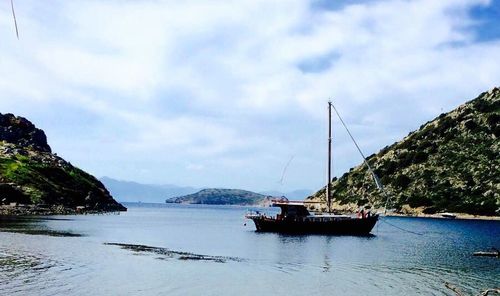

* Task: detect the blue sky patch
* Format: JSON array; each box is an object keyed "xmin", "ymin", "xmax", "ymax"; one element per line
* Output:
[
  {"xmin": 297, "ymin": 52, "xmax": 340, "ymax": 73},
  {"xmin": 469, "ymin": 0, "xmax": 500, "ymax": 41},
  {"xmin": 311, "ymin": 0, "xmax": 375, "ymax": 11}
]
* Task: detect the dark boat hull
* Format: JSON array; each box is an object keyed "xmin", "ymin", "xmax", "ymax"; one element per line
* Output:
[{"xmin": 249, "ymin": 215, "xmax": 379, "ymax": 235}]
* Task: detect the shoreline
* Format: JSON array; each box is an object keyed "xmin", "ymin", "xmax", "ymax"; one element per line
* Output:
[
  {"xmin": 385, "ymin": 212, "xmax": 500, "ymax": 221},
  {"xmin": 133, "ymin": 202, "xmax": 500, "ymax": 221},
  {"xmin": 0, "ymin": 204, "xmax": 126, "ymax": 216},
  {"xmin": 2, "ymin": 202, "xmax": 498, "ymax": 221}
]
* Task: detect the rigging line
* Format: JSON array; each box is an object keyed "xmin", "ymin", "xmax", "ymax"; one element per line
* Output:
[
  {"xmin": 330, "ymin": 102, "xmax": 374, "ymax": 177},
  {"xmin": 10, "ymin": 0, "xmax": 19, "ymax": 39},
  {"xmin": 278, "ymin": 155, "xmax": 295, "ymax": 185},
  {"xmin": 330, "ymin": 102, "xmax": 392, "ymax": 212},
  {"xmin": 379, "ymin": 217, "xmax": 423, "ymax": 235},
  {"xmin": 383, "ymin": 188, "xmax": 392, "ymax": 215}
]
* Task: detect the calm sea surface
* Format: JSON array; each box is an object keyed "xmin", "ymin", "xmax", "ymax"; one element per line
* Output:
[{"xmin": 1, "ymin": 203, "xmax": 499, "ymax": 295}]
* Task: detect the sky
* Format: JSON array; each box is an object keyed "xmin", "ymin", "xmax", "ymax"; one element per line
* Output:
[{"xmin": 0, "ymin": 0, "xmax": 499, "ymax": 193}]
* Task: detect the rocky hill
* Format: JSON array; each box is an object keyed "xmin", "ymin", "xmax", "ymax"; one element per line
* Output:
[
  {"xmin": 0, "ymin": 113, "xmax": 126, "ymax": 214},
  {"xmin": 307, "ymin": 87, "xmax": 499, "ymax": 216},
  {"xmin": 166, "ymin": 188, "xmax": 270, "ymax": 206}
]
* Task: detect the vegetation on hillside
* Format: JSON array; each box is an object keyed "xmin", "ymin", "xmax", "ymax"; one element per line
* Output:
[
  {"xmin": 308, "ymin": 87, "xmax": 500, "ymax": 216},
  {"xmin": 166, "ymin": 188, "xmax": 269, "ymax": 205},
  {"xmin": 0, "ymin": 113, "xmax": 125, "ymax": 213},
  {"xmin": 0, "ymin": 146, "xmax": 123, "ymax": 211}
]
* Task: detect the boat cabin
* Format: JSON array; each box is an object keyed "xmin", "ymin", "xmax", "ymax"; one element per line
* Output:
[{"xmin": 273, "ymin": 202, "xmax": 310, "ymax": 219}]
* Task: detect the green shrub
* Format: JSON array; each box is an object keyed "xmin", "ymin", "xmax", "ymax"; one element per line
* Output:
[
  {"xmin": 474, "ymin": 99, "xmax": 492, "ymax": 113},
  {"xmin": 394, "ymin": 174, "xmax": 411, "ymax": 189},
  {"xmin": 436, "ymin": 116, "xmax": 454, "ymax": 135},
  {"xmin": 413, "ymin": 151, "xmax": 428, "ymax": 163},
  {"xmin": 382, "ymin": 160, "xmax": 398, "ymax": 175},
  {"xmin": 443, "ymin": 132, "xmax": 456, "ymax": 142},
  {"xmin": 487, "ymin": 113, "xmax": 500, "ymax": 126},
  {"xmin": 398, "ymin": 151, "xmax": 416, "ymax": 167},
  {"xmin": 464, "ymin": 120, "xmax": 478, "ymax": 131}
]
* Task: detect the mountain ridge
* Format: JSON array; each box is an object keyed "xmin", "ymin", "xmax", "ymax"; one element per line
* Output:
[
  {"xmin": 101, "ymin": 176, "xmax": 311, "ymax": 204},
  {"xmin": 100, "ymin": 176, "xmax": 200, "ymax": 203}
]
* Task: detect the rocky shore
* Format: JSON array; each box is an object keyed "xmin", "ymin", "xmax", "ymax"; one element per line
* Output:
[
  {"xmin": 305, "ymin": 201, "xmax": 500, "ymax": 220},
  {"xmin": 0, "ymin": 204, "xmax": 123, "ymax": 216},
  {"xmin": 385, "ymin": 212, "xmax": 500, "ymax": 221}
]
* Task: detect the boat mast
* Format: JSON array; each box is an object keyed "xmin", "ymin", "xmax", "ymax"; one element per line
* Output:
[{"xmin": 327, "ymin": 101, "xmax": 332, "ymax": 213}]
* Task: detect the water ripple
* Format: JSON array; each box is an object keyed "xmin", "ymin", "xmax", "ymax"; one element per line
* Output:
[{"xmin": 0, "ymin": 245, "xmax": 91, "ymax": 296}]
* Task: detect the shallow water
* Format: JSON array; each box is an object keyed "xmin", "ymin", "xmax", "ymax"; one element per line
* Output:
[{"xmin": 0, "ymin": 203, "xmax": 499, "ymax": 295}]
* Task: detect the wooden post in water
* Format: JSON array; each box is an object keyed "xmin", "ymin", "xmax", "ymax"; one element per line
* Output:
[{"xmin": 327, "ymin": 101, "xmax": 332, "ymax": 213}]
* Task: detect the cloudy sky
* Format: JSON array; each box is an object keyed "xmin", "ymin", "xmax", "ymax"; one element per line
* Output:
[{"xmin": 0, "ymin": 0, "xmax": 499, "ymax": 192}]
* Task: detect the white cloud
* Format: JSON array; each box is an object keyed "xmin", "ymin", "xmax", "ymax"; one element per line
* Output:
[
  {"xmin": 0, "ymin": 0, "xmax": 498, "ymax": 190},
  {"xmin": 186, "ymin": 163, "xmax": 205, "ymax": 171}
]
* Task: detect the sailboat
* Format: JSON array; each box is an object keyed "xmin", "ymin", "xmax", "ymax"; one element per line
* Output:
[{"xmin": 246, "ymin": 101, "xmax": 379, "ymax": 235}]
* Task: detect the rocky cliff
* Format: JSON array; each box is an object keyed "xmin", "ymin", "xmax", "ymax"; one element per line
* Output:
[
  {"xmin": 0, "ymin": 113, "xmax": 51, "ymax": 153},
  {"xmin": 307, "ymin": 88, "xmax": 499, "ymax": 216},
  {"xmin": 0, "ymin": 113, "xmax": 126, "ymax": 214}
]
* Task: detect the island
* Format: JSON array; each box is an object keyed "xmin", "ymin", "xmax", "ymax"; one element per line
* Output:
[{"xmin": 166, "ymin": 188, "xmax": 272, "ymax": 206}]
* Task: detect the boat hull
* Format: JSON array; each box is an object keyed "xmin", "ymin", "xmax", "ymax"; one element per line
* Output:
[{"xmin": 249, "ymin": 215, "xmax": 379, "ymax": 235}]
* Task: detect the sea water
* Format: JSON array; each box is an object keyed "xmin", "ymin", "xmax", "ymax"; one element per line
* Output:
[{"xmin": 1, "ymin": 203, "xmax": 499, "ymax": 295}]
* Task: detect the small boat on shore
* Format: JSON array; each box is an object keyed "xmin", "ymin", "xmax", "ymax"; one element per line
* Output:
[
  {"xmin": 440, "ymin": 212, "xmax": 457, "ymax": 219},
  {"xmin": 473, "ymin": 248, "xmax": 499, "ymax": 258},
  {"xmin": 246, "ymin": 101, "xmax": 380, "ymax": 235}
]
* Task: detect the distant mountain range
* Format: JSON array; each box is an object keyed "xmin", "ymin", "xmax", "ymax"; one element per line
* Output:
[
  {"xmin": 100, "ymin": 177, "xmax": 312, "ymax": 204},
  {"xmin": 100, "ymin": 177, "xmax": 199, "ymax": 203}
]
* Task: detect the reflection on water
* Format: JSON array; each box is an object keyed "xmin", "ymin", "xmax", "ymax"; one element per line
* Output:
[
  {"xmin": 0, "ymin": 204, "xmax": 499, "ymax": 296},
  {"xmin": 0, "ymin": 216, "xmax": 82, "ymax": 237}
]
